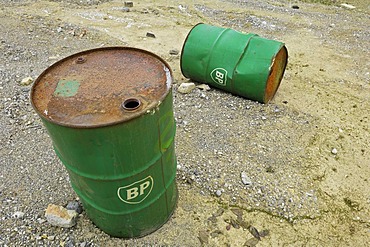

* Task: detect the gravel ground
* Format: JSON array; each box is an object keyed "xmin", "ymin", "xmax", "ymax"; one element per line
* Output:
[{"xmin": 1, "ymin": 0, "xmax": 369, "ymax": 246}]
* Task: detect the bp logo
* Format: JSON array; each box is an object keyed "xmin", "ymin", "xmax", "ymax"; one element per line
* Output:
[
  {"xmin": 210, "ymin": 68, "xmax": 228, "ymax": 85},
  {"xmin": 117, "ymin": 176, "xmax": 154, "ymax": 204}
]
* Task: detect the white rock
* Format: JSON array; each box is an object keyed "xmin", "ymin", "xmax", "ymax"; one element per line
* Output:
[
  {"xmin": 215, "ymin": 190, "xmax": 222, "ymax": 197},
  {"xmin": 178, "ymin": 82, "xmax": 196, "ymax": 94},
  {"xmin": 340, "ymin": 3, "xmax": 355, "ymax": 9},
  {"xmin": 241, "ymin": 172, "xmax": 252, "ymax": 185},
  {"xmin": 20, "ymin": 77, "xmax": 33, "ymax": 86},
  {"xmin": 12, "ymin": 211, "xmax": 25, "ymax": 219},
  {"xmin": 45, "ymin": 204, "xmax": 78, "ymax": 228},
  {"xmin": 331, "ymin": 148, "xmax": 338, "ymax": 155}
]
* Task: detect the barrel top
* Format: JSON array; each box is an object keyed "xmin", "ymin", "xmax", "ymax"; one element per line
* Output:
[{"xmin": 31, "ymin": 47, "xmax": 172, "ymax": 128}]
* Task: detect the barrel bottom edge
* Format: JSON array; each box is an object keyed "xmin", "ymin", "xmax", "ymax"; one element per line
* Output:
[{"xmin": 81, "ymin": 182, "xmax": 178, "ymax": 238}]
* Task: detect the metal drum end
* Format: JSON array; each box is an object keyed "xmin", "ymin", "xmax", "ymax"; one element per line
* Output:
[
  {"xmin": 122, "ymin": 98, "xmax": 142, "ymax": 111},
  {"xmin": 264, "ymin": 46, "xmax": 288, "ymax": 103}
]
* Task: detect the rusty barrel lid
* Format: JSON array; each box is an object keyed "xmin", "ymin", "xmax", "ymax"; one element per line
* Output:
[{"xmin": 31, "ymin": 47, "xmax": 172, "ymax": 128}]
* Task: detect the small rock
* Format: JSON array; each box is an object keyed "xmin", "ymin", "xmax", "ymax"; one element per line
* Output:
[
  {"xmin": 178, "ymin": 82, "xmax": 196, "ymax": 94},
  {"xmin": 146, "ymin": 32, "xmax": 156, "ymax": 38},
  {"xmin": 37, "ymin": 218, "xmax": 46, "ymax": 224},
  {"xmin": 66, "ymin": 201, "xmax": 83, "ymax": 214},
  {"xmin": 57, "ymin": 27, "xmax": 63, "ymax": 33},
  {"xmin": 215, "ymin": 190, "xmax": 222, "ymax": 197},
  {"xmin": 124, "ymin": 1, "xmax": 134, "ymax": 7},
  {"xmin": 331, "ymin": 148, "xmax": 338, "ymax": 155},
  {"xmin": 48, "ymin": 235, "xmax": 56, "ymax": 241},
  {"xmin": 244, "ymin": 237, "xmax": 259, "ymax": 247},
  {"xmin": 198, "ymin": 230, "xmax": 209, "ymax": 245},
  {"xmin": 169, "ymin": 49, "xmax": 179, "ymax": 55},
  {"xmin": 259, "ymin": 229, "xmax": 270, "ymax": 237},
  {"xmin": 65, "ymin": 238, "xmax": 75, "ymax": 247},
  {"xmin": 248, "ymin": 225, "xmax": 261, "ymax": 240},
  {"xmin": 20, "ymin": 77, "xmax": 33, "ymax": 86},
  {"xmin": 121, "ymin": 7, "xmax": 130, "ymax": 12},
  {"xmin": 340, "ymin": 3, "xmax": 355, "ymax": 9},
  {"xmin": 291, "ymin": 5, "xmax": 299, "ymax": 9},
  {"xmin": 12, "ymin": 211, "xmax": 25, "ymax": 219},
  {"xmin": 45, "ymin": 204, "xmax": 78, "ymax": 228},
  {"xmin": 80, "ymin": 242, "xmax": 91, "ymax": 247},
  {"xmin": 196, "ymin": 84, "xmax": 211, "ymax": 91},
  {"xmin": 241, "ymin": 172, "xmax": 252, "ymax": 185}
]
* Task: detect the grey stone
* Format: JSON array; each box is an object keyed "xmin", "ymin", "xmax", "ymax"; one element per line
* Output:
[
  {"xmin": 66, "ymin": 201, "xmax": 83, "ymax": 214},
  {"xmin": 215, "ymin": 190, "xmax": 222, "ymax": 197}
]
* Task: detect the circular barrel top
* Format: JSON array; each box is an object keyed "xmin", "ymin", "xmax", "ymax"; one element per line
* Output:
[{"xmin": 31, "ymin": 47, "xmax": 172, "ymax": 128}]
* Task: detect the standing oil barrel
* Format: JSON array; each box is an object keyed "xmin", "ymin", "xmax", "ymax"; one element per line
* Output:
[
  {"xmin": 180, "ymin": 23, "xmax": 288, "ymax": 103},
  {"xmin": 30, "ymin": 47, "xmax": 177, "ymax": 238}
]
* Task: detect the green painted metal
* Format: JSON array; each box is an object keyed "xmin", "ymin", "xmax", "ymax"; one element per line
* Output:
[
  {"xmin": 31, "ymin": 47, "xmax": 177, "ymax": 238},
  {"xmin": 181, "ymin": 23, "xmax": 288, "ymax": 103}
]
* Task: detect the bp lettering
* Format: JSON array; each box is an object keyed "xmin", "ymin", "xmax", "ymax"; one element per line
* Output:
[
  {"xmin": 210, "ymin": 68, "xmax": 228, "ymax": 85},
  {"xmin": 215, "ymin": 70, "xmax": 224, "ymax": 84},
  {"xmin": 126, "ymin": 181, "xmax": 150, "ymax": 200},
  {"xmin": 117, "ymin": 176, "xmax": 154, "ymax": 204}
]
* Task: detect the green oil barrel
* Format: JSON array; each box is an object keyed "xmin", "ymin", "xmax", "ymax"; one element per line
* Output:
[
  {"xmin": 181, "ymin": 23, "xmax": 288, "ymax": 103},
  {"xmin": 31, "ymin": 47, "xmax": 177, "ymax": 238}
]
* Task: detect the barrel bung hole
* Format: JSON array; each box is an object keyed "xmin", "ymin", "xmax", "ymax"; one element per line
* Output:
[{"xmin": 122, "ymin": 98, "xmax": 141, "ymax": 111}]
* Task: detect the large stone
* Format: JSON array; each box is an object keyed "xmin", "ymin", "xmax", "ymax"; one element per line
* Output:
[
  {"xmin": 45, "ymin": 204, "xmax": 78, "ymax": 228},
  {"xmin": 178, "ymin": 82, "xmax": 196, "ymax": 94}
]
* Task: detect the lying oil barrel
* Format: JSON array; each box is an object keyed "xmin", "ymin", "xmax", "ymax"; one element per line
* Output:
[
  {"xmin": 31, "ymin": 47, "xmax": 177, "ymax": 238},
  {"xmin": 181, "ymin": 23, "xmax": 288, "ymax": 103}
]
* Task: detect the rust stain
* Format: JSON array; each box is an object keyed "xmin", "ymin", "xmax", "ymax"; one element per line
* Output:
[
  {"xmin": 264, "ymin": 46, "xmax": 288, "ymax": 103},
  {"xmin": 31, "ymin": 47, "xmax": 172, "ymax": 128}
]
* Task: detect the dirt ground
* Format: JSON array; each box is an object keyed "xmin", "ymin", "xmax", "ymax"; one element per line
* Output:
[{"xmin": 0, "ymin": 0, "xmax": 369, "ymax": 246}]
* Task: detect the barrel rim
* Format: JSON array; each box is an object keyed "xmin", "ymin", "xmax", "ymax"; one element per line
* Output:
[
  {"xmin": 30, "ymin": 46, "xmax": 173, "ymax": 129},
  {"xmin": 263, "ymin": 45, "xmax": 288, "ymax": 103},
  {"xmin": 180, "ymin": 22, "xmax": 204, "ymax": 78}
]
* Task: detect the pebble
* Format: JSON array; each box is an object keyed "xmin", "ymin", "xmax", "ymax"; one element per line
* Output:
[
  {"xmin": 215, "ymin": 190, "xmax": 222, "ymax": 197},
  {"xmin": 12, "ymin": 211, "xmax": 25, "ymax": 219},
  {"xmin": 121, "ymin": 7, "xmax": 130, "ymax": 12},
  {"xmin": 177, "ymin": 82, "xmax": 196, "ymax": 94},
  {"xmin": 292, "ymin": 5, "xmax": 299, "ymax": 9},
  {"xmin": 124, "ymin": 1, "xmax": 134, "ymax": 7},
  {"xmin": 48, "ymin": 235, "xmax": 56, "ymax": 241},
  {"xmin": 146, "ymin": 32, "xmax": 156, "ymax": 38},
  {"xmin": 241, "ymin": 172, "xmax": 252, "ymax": 185},
  {"xmin": 45, "ymin": 204, "xmax": 78, "ymax": 228},
  {"xmin": 331, "ymin": 148, "xmax": 338, "ymax": 155},
  {"xmin": 37, "ymin": 218, "xmax": 46, "ymax": 224},
  {"xmin": 20, "ymin": 77, "xmax": 33, "ymax": 86},
  {"xmin": 169, "ymin": 49, "xmax": 179, "ymax": 55},
  {"xmin": 196, "ymin": 84, "xmax": 211, "ymax": 91},
  {"xmin": 340, "ymin": 3, "xmax": 355, "ymax": 9},
  {"xmin": 66, "ymin": 200, "xmax": 83, "ymax": 214}
]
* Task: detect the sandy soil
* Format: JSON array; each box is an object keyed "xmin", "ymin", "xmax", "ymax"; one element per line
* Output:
[{"xmin": 0, "ymin": 0, "xmax": 369, "ymax": 246}]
